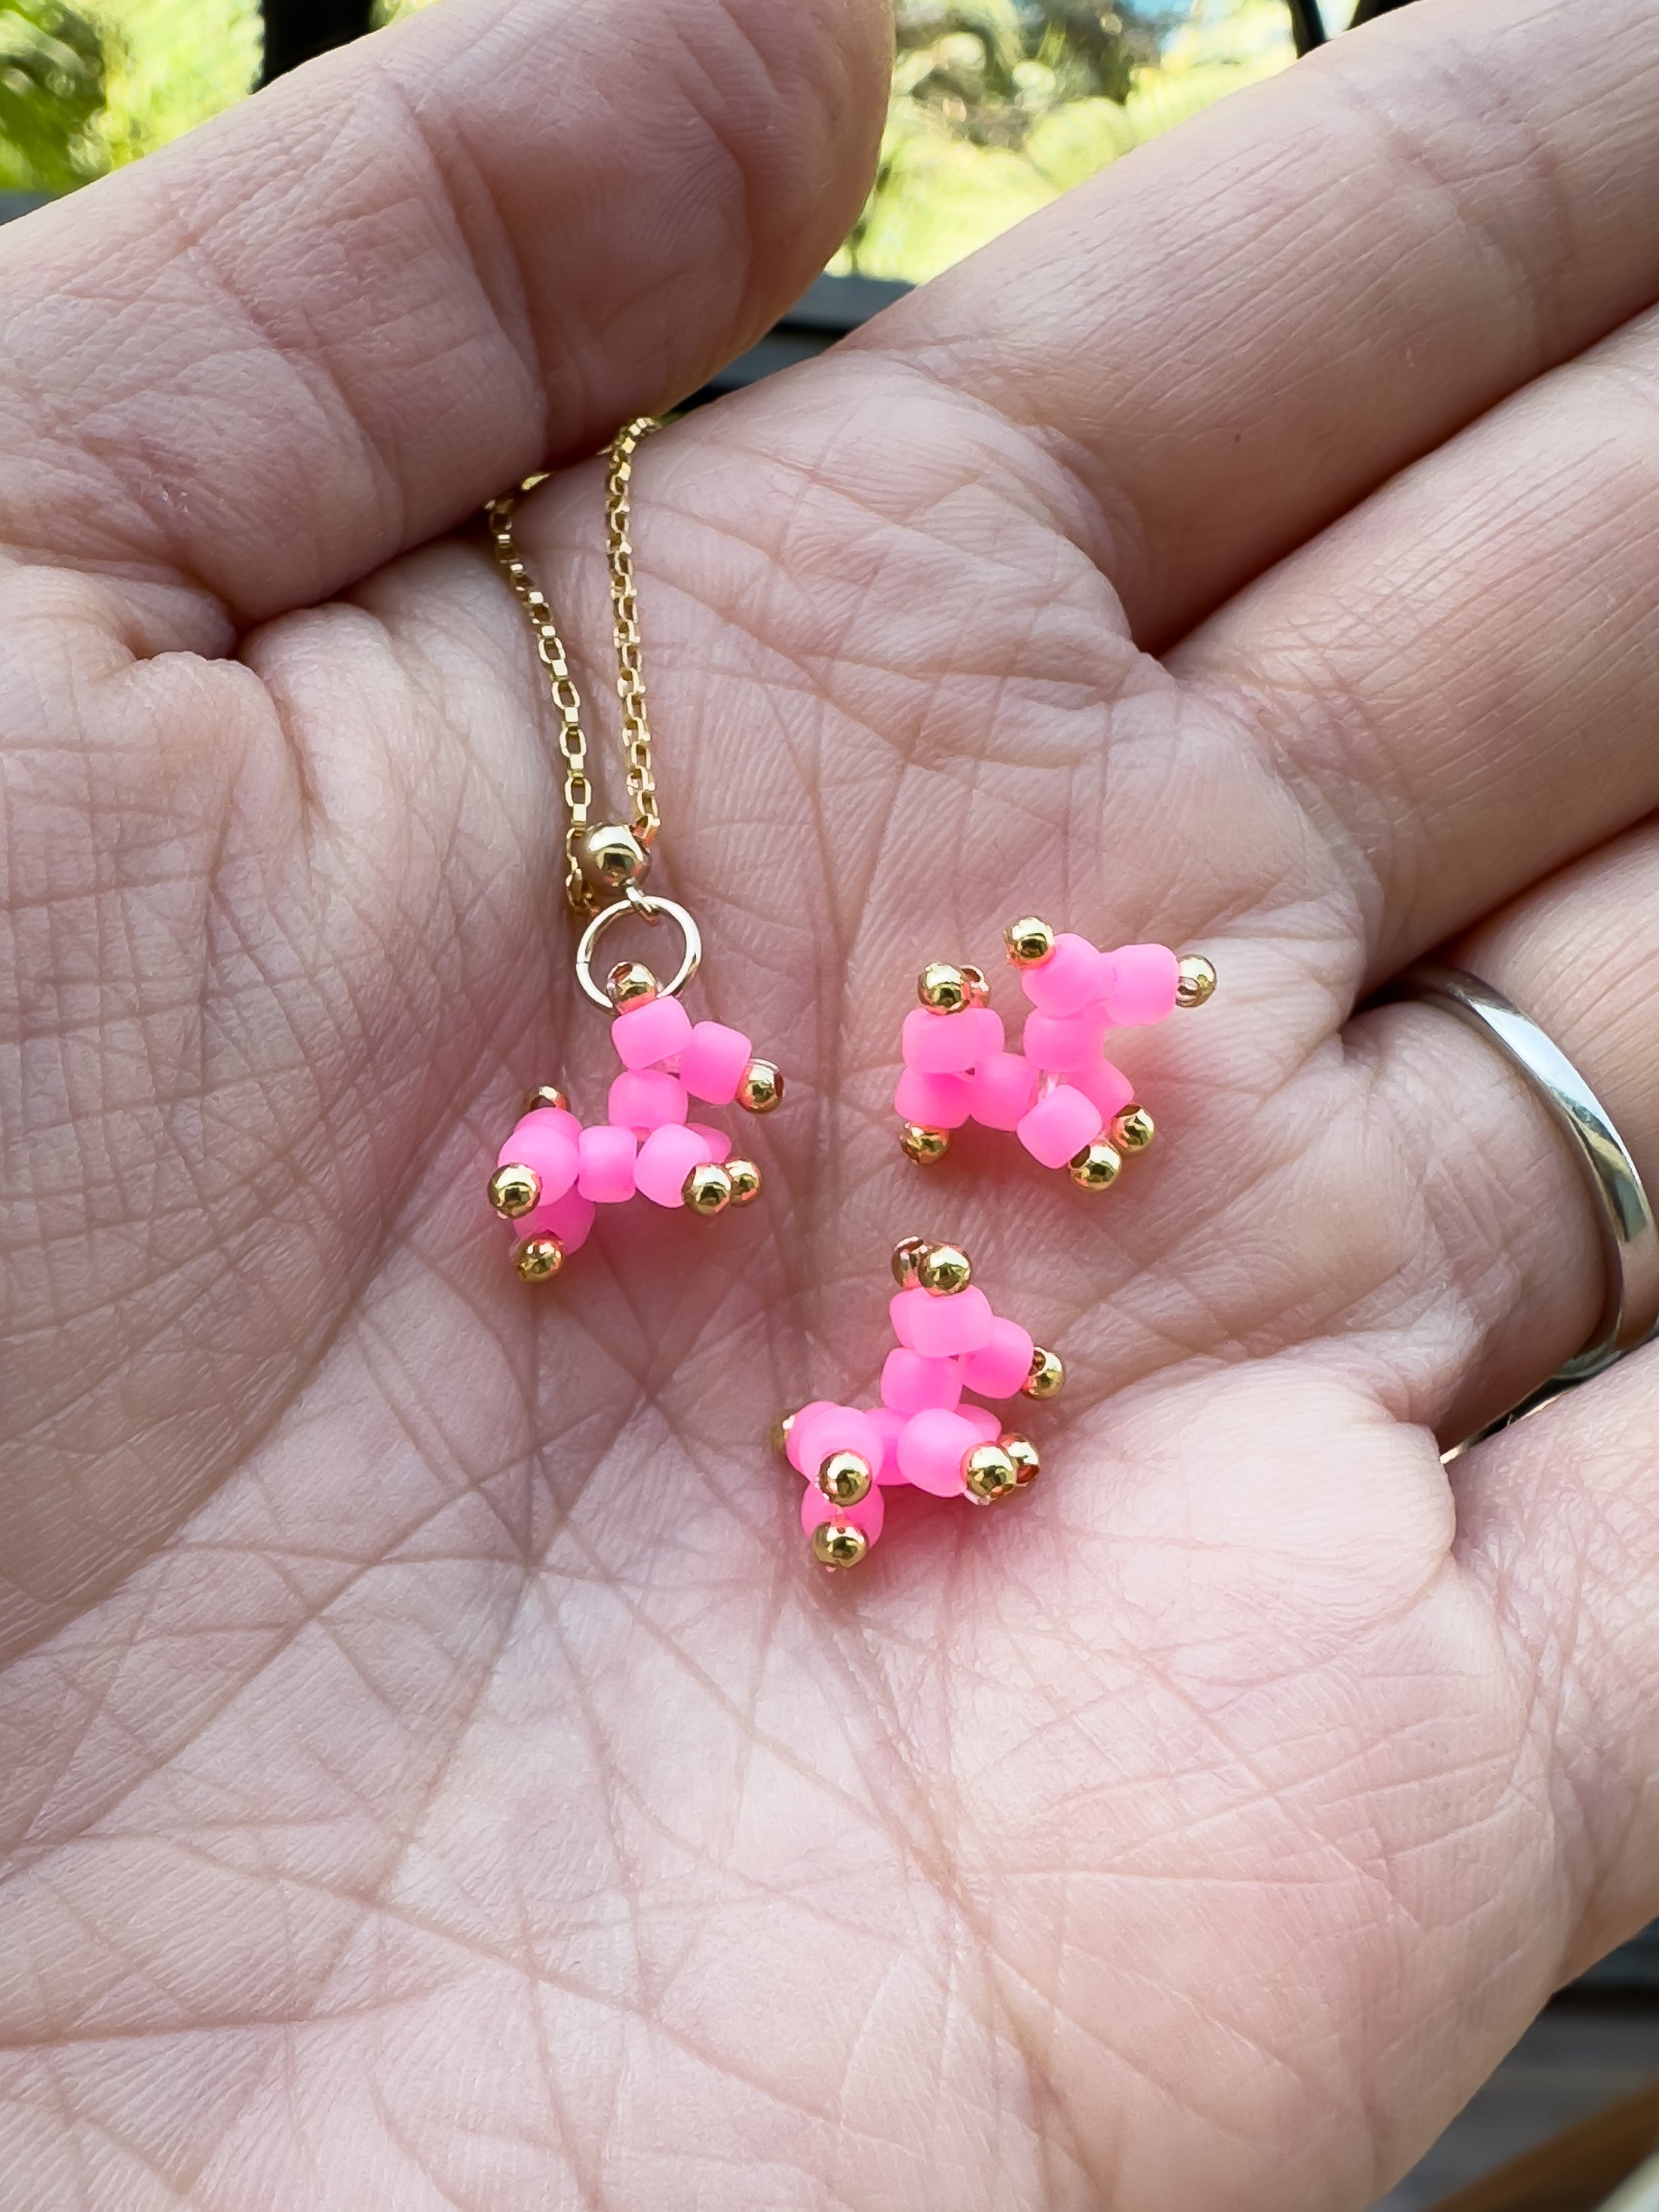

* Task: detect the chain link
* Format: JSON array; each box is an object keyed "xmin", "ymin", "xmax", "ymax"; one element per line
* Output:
[
  {"xmin": 605, "ymin": 416, "xmax": 661, "ymax": 848},
  {"xmin": 484, "ymin": 417, "xmax": 661, "ymax": 917}
]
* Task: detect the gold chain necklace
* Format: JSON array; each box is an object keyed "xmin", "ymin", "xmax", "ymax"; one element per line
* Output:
[
  {"xmin": 486, "ymin": 414, "xmax": 663, "ymax": 923},
  {"xmin": 482, "ymin": 419, "xmax": 783, "ymax": 1281}
]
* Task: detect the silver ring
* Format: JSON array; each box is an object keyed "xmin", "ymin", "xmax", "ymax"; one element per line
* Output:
[
  {"xmin": 574, "ymin": 894, "xmax": 702, "ymax": 1010},
  {"xmin": 1386, "ymin": 963, "xmax": 1659, "ymax": 1382}
]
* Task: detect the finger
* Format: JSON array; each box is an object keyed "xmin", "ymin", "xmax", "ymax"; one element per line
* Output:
[
  {"xmin": 1452, "ymin": 1344, "xmax": 1659, "ymax": 1981},
  {"xmin": 0, "ymin": 0, "xmax": 888, "ymax": 634},
  {"xmin": 1173, "ymin": 299, "xmax": 1659, "ymax": 977},
  {"xmin": 857, "ymin": 0, "xmax": 1659, "ymax": 649},
  {"xmin": 1341, "ymin": 817, "xmax": 1659, "ymax": 1444}
]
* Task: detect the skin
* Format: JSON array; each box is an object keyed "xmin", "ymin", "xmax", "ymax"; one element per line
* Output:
[{"xmin": 5, "ymin": 0, "xmax": 1659, "ymax": 2202}]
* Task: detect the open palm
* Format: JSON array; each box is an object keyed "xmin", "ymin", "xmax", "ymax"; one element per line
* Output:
[{"xmin": 8, "ymin": 0, "xmax": 1659, "ymax": 2204}]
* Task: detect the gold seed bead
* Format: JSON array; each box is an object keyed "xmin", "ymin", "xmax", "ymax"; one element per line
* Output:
[
  {"xmin": 1069, "ymin": 1140, "xmax": 1123, "ymax": 1191},
  {"xmin": 810, "ymin": 1520, "xmax": 869, "ymax": 1570},
  {"xmin": 738, "ymin": 1060, "xmax": 784, "ymax": 1114},
  {"xmin": 916, "ymin": 1242, "xmax": 972, "ymax": 1296},
  {"xmin": 725, "ymin": 1158, "xmax": 762, "ymax": 1206},
  {"xmin": 900, "ymin": 1124, "xmax": 950, "ymax": 1166},
  {"xmin": 1176, "ymin": 953, "xmax": 1218, "ymax": 1009},
  {"xmin": 682, "ymin": 1163, "xmax": 733, "ymax": 1216},
  {"xmin": 1023, "ymin": 1346, "xmax": 1065, "ymax": 1400},
  {"xmin": 580, "ymin": 821, "xmax": 652, "ymax": 896},
  {"xmin": 960, "ymin": 964, "xmax": 991, "ymax": 1008},
  {"xmin": 489, "ymin": 1163, "xmax": 542, "ymax": 1220},
  {"xmin": 918, "ymin": 962, "xmax": 971, "ymax": 1014},
  {"xmin": 771, "ymin": 1410, "xmax": 798, "ymax": 1456},
  {"xmin": 1004, "ymin": 916, "xmax": 1056, "ymax": 968},
  {"xmin": 1110, "ymin": 1105, "xmax": 1155, "ymax": 1155},
  {"xmin": 891, "ymin": 1235, "xmax": 931, "ymax": 1289},
  {"xmin": 817, "ymin": 1451, "xmax": 872, "ymax": 1506},
  {"xmin": 1003, "ymin": 1434, "xmax": 1041, "ymax": 1487},
  {"xmin": 607, "ymin": 960, "xmax": 660, "ymax": 1008},
  {"xmin": 522, "ymin": 1084, "xmax": 570, "ymax": 1116},
  {"xmin": 514, "ymin": 1235, "xmax": 564, "ymax": 1283},
  {"xmin": 963, "ymin": 1441, "xmax": 1020, "ymax": 1503}
]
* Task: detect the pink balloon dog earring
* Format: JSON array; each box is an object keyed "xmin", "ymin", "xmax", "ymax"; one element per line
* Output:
[
  {"xmin": 893, "ymin": 917, "xmax": 1216, "ymax": 1189},
  {"xmin": 482, "ymin": 420, "xmax": 784, "ymax": 1280},
  {"xmin": 775, "ymin": 1239, "xmax": 1064, "ymax": 1570}
]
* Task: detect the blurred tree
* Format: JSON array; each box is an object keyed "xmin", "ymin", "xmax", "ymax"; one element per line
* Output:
[
  {"xmin": 840, "ymin": 0, "xmax": 1294, "ymax": 282},
  {"xmin": 0, "ymin": 0, "xmax": 104, "ymax": 193}
]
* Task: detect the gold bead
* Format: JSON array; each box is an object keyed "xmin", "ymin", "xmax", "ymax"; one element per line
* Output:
[
  {"xmin": 607, "ymin": 959, "xmax": 660, "ymax": 1008},
  {"xmin": 917, "ymin": 1241, "xmax": 972, "ymax": 1296},
  {"xmin": 900, "ymin": 1124, "xmax": 950, "ymax": 1166},
  {"xmin": 579, "ymin": 821, "xmax": 652, "ymax": 897},
  {"xmin": 1069, "ymin": 1140, "xmax": 1123, "ymax": 1191},
  {"xmin": 1002, "ymin": 1434, "xmax": 1041, "ymax": 1487},
  {"xmin": 810, "ymin": 1520, "xmax": 869, "ymax": 1569},
  {"xmin": 725, "ymin": 1158, "xmax": 762, "ymax": 1206},
  {"xmin": 918, "ymin": 962, "xmax": 970, "ymax": 1014},
  {"xmin": 891, "ymin": 1235, "xmax": 931, "ymax": 1289},
  {"xmin": 771, "ymin": 1410, "xmax": 797, "ymax": 1455},
  {"xmin": 682, "ymin": 1163, "xmax": 734, "ymax": 1216},
  {"xmin": 1023, "ymin": 1345, "xmax": 1065, "ymax": 1400},
  {"xmin": 960, "ymin": 964, "xmax": 991, "ymax": 1008},
  {"xmin": 513, "ymin": 1235, "xmax": 563, "ymax": 1282},
  {"xmin": 1176, "ymin": 953, "xmax": 1218, "ymax": 1009},
  {"xmin": 817, "ymin": 1451, "xmax": 872, "ymax": 1506},
  {"xmin": 963, "ymin": 1441, "xmax": 1020, "ymax": 1503},
  {"xmin": 522, "ymin": 1085, "xmax": 570, "ymax": 1116},
  {"xmin": 738, "ymin": 1060, "xmax": 784, "ymax": 1114},
  {"xmin": 1110, "ymin": 1104, "xmax": 1155, "ymax": 1154},
  {"xmin": 1004, "ymin": 916, "xmax": 1056, "ymax": 968},
  {"xmin": 489, "ymin": 1162, "xmax": 541, "ymax": 1220}
]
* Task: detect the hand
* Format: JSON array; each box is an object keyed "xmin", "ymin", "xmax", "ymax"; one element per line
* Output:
[{"xmin": 6, "ymin": 1, "xmax": 1659, "ymax": 2204}]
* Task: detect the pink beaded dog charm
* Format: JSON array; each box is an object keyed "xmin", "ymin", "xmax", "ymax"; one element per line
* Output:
[
  {"xmin": 487, "ymin": 956, "xmax": 784, "ymax": 1281},
  {"xmin": 894, "ymin": 916, "xmax": 1217, "ymax": 1189},
  {"xmin": 776, "ymin": 1239, "xmax": 1063, "ymax": 1569}
]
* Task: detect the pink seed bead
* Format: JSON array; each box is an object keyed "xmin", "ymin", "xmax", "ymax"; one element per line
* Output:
[
  {"xmin": 959, "ymin": 1403, "xmax": 1002, "ymax": 1443},
  {"xmin": 880, "ymin": 1347, "xmax": 963, "ymax": 1415},
  {"xmin": 866, "ymin": 1406, "xmax": 909, "ymax": 1485},
  {"xmin": 785, "ymin": 1401, "xmax": 841, "ymax": 1477},
  {"xmin": 972, "ymin": 1007, "xmax": 1006, "ymax": 1059},
  {"xmin": 679, "ymin": 1020, "xmax": 753, "ymax": 1104},
  {"xmin": 608, "ymin": 1068, "xmax": 689, "ymax": 1134},
  {"xmin": 800, "ymin": 1480, "xmax": 885, "ymax": 1542},
  {"xmin": 633, "ymin": 1122, "xmax": 715, "ymax": 1207},
  {"xmin": 1022, "ymin": 932, "xmax": 1110, "ymax": 1015},
  {"xmin": 1023, "ymin": 1006, "xmax": 1105, "ymax": 1072},
  {"xmin": 1017, "ymin": 1084, "xmax": 1104, "ymax": 1170},
  {"xmin": 687, "ymin": 1122, "xmax": 733, "ymax": 1164},
  {"xmin": 894, "ymin": 1067, "xmax": 973, "ymax": 1129},
  {"xmin": 577, "ymin": 1122, "xmax": 638, "ymax": 1203},
  {"xmin": 1068, "ymin": 1055, "xmax": 1134, "ymax": 1122},
  {"xmin": 1103, "ymin": 943, "xmax": 1180, "ymax": 1026},
  {"xmin": 968, "ymin": 1051, "xmax": 1038, "ymax": 1130},
  {"xmin": 498, "ymin": 1115, "xmax": 580, "ymax": 1204},
  {"xmin": 890, "ymin": 1283, "xmax": 995, "ymax": 1358},
  {"xmin": 960, "ymin": 1317, "xmax": 1037, "ymax": 1399},
  {"xmin": 611, "ymin": 994, "xmax": 695, "ymax": 1069},
  {"xmin": 901, "ymin": 1005, "xmax": 980, "ymax": 1075},
  {"xmin": 793, "ymin": 1404, "xmax": 886, "ymax": 1483},
  {"xmin": 524, "ymin": 1185, "xmax": 596, "ymax": 1253},
  {"xmin": 503, "ymin": 1104, "xmax": 581, "ymax": 1153},
  {"xmin": 897, "ymin": 1407, "xmax": 982, "ymax": 1497}
]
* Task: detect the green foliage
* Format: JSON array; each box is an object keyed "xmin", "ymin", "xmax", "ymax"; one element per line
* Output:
[
  {"xmin": 839, "ymin": 0, "xmax": 1295, "ymax": 281},
  {"xmin": 889, "ymin": 0, "xmax": 1163, "ymax": 154},
  {"xmin": 0, "ymin": 0, "xmax": 105, "ymax": 193}
]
